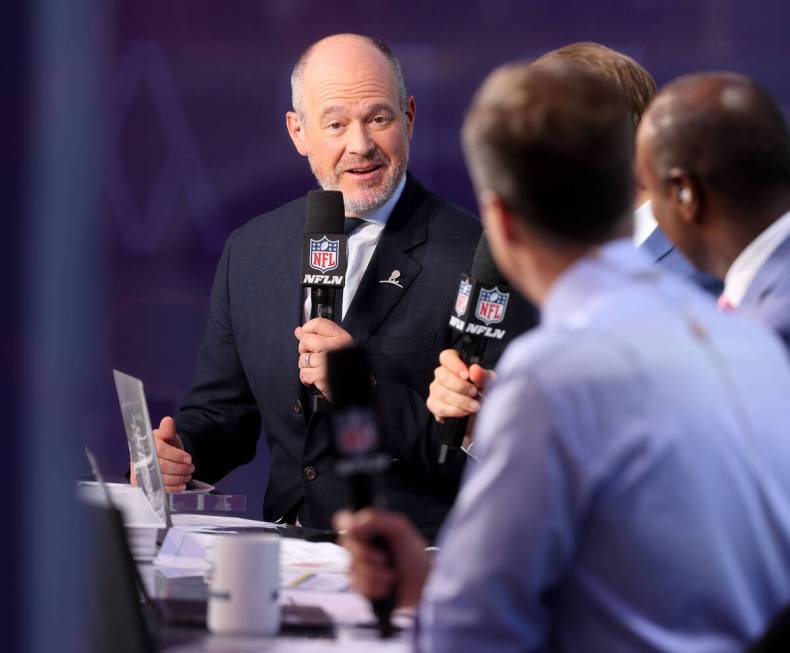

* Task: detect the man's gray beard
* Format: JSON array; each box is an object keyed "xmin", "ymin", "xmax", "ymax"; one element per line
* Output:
[{"xmin": 310, "ymin": 157, "xmax": 408, "ymax": 215}]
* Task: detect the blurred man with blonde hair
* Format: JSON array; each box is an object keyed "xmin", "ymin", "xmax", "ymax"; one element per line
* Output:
[{"xmin": 427, "ymin": 41, "xmax": 718, "ymax": 433}]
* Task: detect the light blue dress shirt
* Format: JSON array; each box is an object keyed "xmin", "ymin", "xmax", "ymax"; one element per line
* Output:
[{"xmin": 416, "ymin": 239, "xmax": 790, "ymax": 653}]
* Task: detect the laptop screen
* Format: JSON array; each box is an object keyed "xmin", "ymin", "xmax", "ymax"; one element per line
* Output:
[{"xmin": 113, "ymin": 370, "xmax": 171, "ymax": 529}]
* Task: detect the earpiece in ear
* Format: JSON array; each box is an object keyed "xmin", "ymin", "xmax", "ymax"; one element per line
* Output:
[{"xmin": 679, "ymin": 187, "xmax": 692, "ymax": 205}]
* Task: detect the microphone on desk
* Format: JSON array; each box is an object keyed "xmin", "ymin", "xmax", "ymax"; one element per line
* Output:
[
  {"xmin": 302, "ymin": 190, "xmax": 347, "ymax": 410},
  {"xmin": 326, "ymin": 347, "xmax": 395, "ymax": 639},
  {"xmin": 438, "ymin": 234, "xmax": 513, "ymax": 464}
]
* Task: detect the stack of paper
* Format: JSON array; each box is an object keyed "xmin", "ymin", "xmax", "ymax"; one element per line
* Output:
[{"xmin": 77, "ymin": 481, "xmax": 165, "ymax": 559}]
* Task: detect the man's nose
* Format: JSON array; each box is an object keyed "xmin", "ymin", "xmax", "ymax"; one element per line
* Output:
[{"xmin": 346, "ymin": 121, "xmax": 376, "ymax": 158}]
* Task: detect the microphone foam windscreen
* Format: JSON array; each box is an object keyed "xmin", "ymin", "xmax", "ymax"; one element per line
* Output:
[
  {"xmin": 305, "ymin": 190, "xmax": 345, "ymax": 234},
  {"xmin": 470, "ymin": 233, "xmax": 508, "ymax": 286},
  {"xmin": 326, "ymin": 347, "xmax": 374, "ymax": 409}
]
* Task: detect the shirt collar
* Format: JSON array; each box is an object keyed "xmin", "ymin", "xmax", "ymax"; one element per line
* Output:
[
  {"xmin": 542, "ymin": 238, "xmax": 655, "ymax": 327},
  {"xmin": 356, "ymin": 174, "xmax": 407, "ymax": 227},
  {"xmin": 723, "ymin": 208, "xmax": 790, "ymax": 306},
  {"xmin": 633, "ymin": 200, "xmax": 658, "ymax": 246}
]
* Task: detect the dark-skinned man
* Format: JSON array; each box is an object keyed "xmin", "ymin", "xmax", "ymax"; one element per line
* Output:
[{"xmin": 637, "ymin": 71, "xmax": 790, "ymax": 353}]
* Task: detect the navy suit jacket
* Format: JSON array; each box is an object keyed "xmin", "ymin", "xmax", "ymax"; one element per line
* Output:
[
  {"xmin": 640, "ymin": 226, "xmax": 723, "ymax": 296},
  {"xmin": 739, "ymin": 234, "xmax": 790, "ymax": 355},
  {"xmin": 175, "ymin": 174, "xmax": 537, "ymax": 539}
]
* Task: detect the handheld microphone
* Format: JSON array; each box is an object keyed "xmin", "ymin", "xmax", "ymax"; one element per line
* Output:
[
  {"xmin": 302, "ymin": 190, "xmax": 347, "ymax": 319},
  {"xmin": 438, "ymin": 234, "xmax": 512, "ymax": 463},
  {"xmin": 326, "ymin": 347, "xmax": 395, "ymax": 638},
  {"xmin": 302, "ymin": 191, "xmax": 347, "ymax": 409}
]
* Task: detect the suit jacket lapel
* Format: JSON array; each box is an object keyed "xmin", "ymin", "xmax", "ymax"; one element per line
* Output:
[
  {"xmin": 741, "ymin": 234, "xmax": 790, "ymax": 307},
  {"xmin": 342, "ymin": 174, "xmax": 429, "ymax": 347},
  {"xmin": 640, "ymin": 225, "xmax": 674, "ymax": 263}
]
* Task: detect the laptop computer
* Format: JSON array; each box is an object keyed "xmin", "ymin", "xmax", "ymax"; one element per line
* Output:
[
  {"xmin": 113, "ymin": 370, "xmax": 171, "ymax": 530},
  {"xmin": 111, "ymin": 369, "xmax": 337, "ymax": 544}
]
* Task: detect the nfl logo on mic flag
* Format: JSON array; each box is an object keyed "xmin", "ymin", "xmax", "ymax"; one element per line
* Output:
[
  {"xmin": 448, "ymin": 274, "xmax": 509, "ymax": 340},
  {"xmin": 309, "ymin": 236, "xmax": 339, "ymax": 273},
  {"xmin": 455, "ymin": 278, "xmax": 473, "ymax": 317},
  {"xmin": 336, "ymin": 408, "xmax": 378, "ymax": 456},
  {"xmin": 475, "ymin": 286, "xmax": 509, "ymax": 325}
]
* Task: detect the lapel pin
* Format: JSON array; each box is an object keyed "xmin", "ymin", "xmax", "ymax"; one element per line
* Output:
[{"xmin": 379, "ymin": 269, "xmax": 404, "ymax": 288}]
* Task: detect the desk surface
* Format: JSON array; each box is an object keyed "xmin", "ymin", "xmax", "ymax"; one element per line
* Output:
[
  {"xmin": 162, "ymin": 626, "xmax": 409, "ymax": 652},
  {"xmin": 144, "ymin": 513, "xmax": 412, "ymax": 652}
]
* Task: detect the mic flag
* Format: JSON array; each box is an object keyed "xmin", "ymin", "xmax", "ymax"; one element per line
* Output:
[
  {"xmin": 449, "ymin": 236, "xmax": 511, "ymax": 340},
  {"xmin": 326, "ymin": 347, "xmax": 395, "ymax": 638},
  {"xmin": 302, "ymin": 190, "xmax": 346, "ymax": 410},
  {"xmin": 327, "ymin": 347, "xmax": 389, "ymax": 505},
  {"xmin": 302, "ymin": 190, "xmax": 348, "ymax": 289},
  {"xmin": 438, "ymin": 234, "xmax": 513, "ymax": 463}
]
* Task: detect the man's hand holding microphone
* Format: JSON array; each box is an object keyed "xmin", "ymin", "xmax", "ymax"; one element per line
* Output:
[
  {"xmin": 427, "ymin": 348, "xmax": 495, "ymax": 422},
  {"xmin": 295, "ymin": 318, "xmax": 354, "ymax": 401}
]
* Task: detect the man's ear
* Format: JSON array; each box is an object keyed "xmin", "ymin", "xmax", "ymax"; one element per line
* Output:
[
  {"xmin": 404, "ymin": 96, "xmax": 417, "ymax": 142},
  {"xmin": 667, "ymin": 168, "xmax": 703, "ymax": 224},
  {"xmin": 286, "ymin": 111, "xmax": 309, "ymax": 157}
]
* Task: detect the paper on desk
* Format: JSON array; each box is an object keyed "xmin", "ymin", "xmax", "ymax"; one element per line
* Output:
[
  {"xmin": 156, "ymin": 528, "xmax": 214, "ymax": 570},
  {"xmin": 281, "ymin": 568, "xmax": 350, "ymax": 592},
  {"xmin": 280, "ymin": 537, "xmax": 349, "ymax": 573},
  {"xmin": 171, "ymin": 513, "xmax": 280, "ymax": 530},
  {"xmin": 77, "ymin": 482, "xmax": 165, "ymax": 528},
  {"xmin": 156, "ymin": 525, "xmax": 349, "ymax": 576}
]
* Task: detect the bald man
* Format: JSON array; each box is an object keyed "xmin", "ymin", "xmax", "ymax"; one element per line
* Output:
[
  {"xmin": 637, "ymin": 72, "xmax": 790, "ymax": 352},
  {"xmin": 140, "ymin": 34, "xmax": 534, "ymax": 539}
]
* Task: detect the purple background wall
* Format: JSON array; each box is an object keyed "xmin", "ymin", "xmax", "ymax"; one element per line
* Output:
[{"xmin": 82, "ymin": 0, "xmax": 790, "ymax": 514}]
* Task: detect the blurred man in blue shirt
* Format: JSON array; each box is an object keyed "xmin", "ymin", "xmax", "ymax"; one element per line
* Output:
[{"xmin": 336, "ymin": 62, "xmax": 790, "ymax": 652}]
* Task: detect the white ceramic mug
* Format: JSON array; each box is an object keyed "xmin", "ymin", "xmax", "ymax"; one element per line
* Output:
[{"xmin": 207, "ymin": 534, "xmax": 281, "ymax": 635}]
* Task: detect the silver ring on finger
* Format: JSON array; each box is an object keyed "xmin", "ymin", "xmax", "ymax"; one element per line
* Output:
[{"xmin": 305, "ymin": 352, "xmax": 313, "ymax": 369}]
